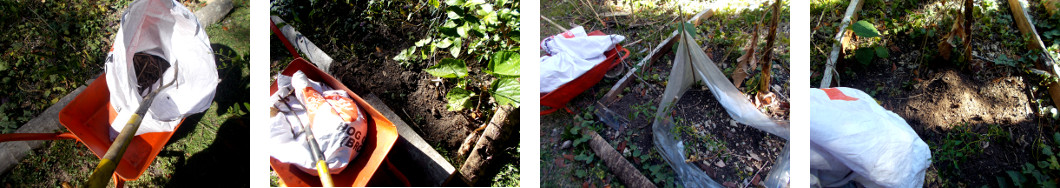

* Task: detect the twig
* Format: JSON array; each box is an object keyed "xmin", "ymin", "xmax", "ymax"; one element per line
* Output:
[
  {"xmin": 622, "ymin": 39, "xmax": 643, "ymax": 48},
  {"xmin": 540, "ymin": 15, "xmax": 567, "ymax": 31},
  {"xmin": 578, "ymin": 0, "xmax": 607, "ymax": 27}
]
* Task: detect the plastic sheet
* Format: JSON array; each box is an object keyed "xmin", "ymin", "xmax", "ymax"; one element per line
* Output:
[
  {"xmin": 651, "ymin": 27, "xmax": 788, "ymax": 188},
  {"xmin": 763, "ymin": 145, "xmax": 790, "ymax": 188}
]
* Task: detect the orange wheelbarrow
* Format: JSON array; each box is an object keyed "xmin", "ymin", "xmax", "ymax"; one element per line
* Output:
[
  {"xmin": 0, "ymin": 74, "xmax": 184, "ymax": 187},
  {"xmin": 540, "ymin": 30, "xmax": 630, "ymax": 115},
  {"xmin": 270, "ymin": 20, "xmax": 408, "ymax": 187}
]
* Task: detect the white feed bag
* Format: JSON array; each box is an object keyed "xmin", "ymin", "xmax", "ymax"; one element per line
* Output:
[
  {"xmin": 539, "ymin": 26, "xmax": 625, "ymax": 93},
  {"xmin": 810, "ymin": 87, "xmax": 930, "ymax": 188},
  {"xmin": 270, "ymin": 71, "xmax": 368, "ymax": 175},
  {"xmin": 104, "ymin": 0, "xmax": 218, "ymax": 138}
]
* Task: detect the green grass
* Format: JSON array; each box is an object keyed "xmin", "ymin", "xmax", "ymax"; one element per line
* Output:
[
  {"xmin": 0, "ymin": 0, "xmax": 131, "ymax": 133},
  {"xmin": 0, "ymin": 0, "xmax": 249, "ymax": 186}
]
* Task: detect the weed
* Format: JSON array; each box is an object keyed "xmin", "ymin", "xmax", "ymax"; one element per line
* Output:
[
  {"xmin": 491, "ymin": 145, "xmax": 520, "ymax": 187},
  {"xmin": 628, "ymin": 101, "xmax": 657, "ymax": 122},
  {"xmin": 997, "ymin": 132, "xmax": 1060, "ymax": 187},
  {"xmin": 932, "ymin": 123, "xmax": 1008, "ymax": 182}
]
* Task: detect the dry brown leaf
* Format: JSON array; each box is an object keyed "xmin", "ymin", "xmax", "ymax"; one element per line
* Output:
[{"xmin": 732, "ymin": 25, "xmax": 760, "ymax": 88}]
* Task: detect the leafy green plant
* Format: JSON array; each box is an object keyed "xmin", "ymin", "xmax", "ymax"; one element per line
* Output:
[
  {"xmin": 402, "ymin": 0, "xmax": 520, "ymax": 113},
  {"xmin": 394, "ymin": 0, "xmax": 519, "ymax": 63},
  {"xmin": 491, "ymin": 145, "xmax": 520, "ymax": 187},
  {"xmin": 849, "ymin": 20, "xmax": 890, "ymax": 65},
  {"xmin": 567, "ymin": 107, "xmax": 599, "ymax": 148},
  {"xmin": 641, "ymin": 149, "xmax": 679, "ymax": 188},
  {"xmin": 932, "ymin": 123, "xmax": 1008, "ymax": 182},
  {"xmin": 997, "ymin": 132, "xmax": 1060, "ymax": 187}
]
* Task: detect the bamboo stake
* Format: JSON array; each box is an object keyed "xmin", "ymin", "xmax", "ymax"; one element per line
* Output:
[
  {"xmin": 759, "ymin": 0, "xmax": 780, "ymax": 94},
  {"xmin": 820, "ymin": 0, "xmax": 865, "ymax": 88},
  {"xmin": 1007, "ymin": 0, "xmax": 1060, "ymax": 113},
  {"xmin": 601, "ymin": 6, "xmax": 716, "ymax": 104}
]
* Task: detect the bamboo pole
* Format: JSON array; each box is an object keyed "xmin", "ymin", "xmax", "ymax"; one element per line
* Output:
[
  {"xmin": 819, "ymin": 0, "xmax": 865, "ymax": 88},
  {"xmin": 601, "ymin": 6, "xmax": 716, "ymax": 104},
  {"xmin": 1007, "ymin": 0, "xmax": 1060, "ymax": 113},
  {"xmin": 759, "ymin": 0, "xmax": 780, "ymax": 94}
]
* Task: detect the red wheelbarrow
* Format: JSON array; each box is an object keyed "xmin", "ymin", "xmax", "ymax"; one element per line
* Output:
[
  {"xmin": 0, "ymin": 74, "xmax": 184, "ymax": 187},
  {"xmin": 540, "ymin": 30, "xmax": 629, "ymax": 115},
  {"xmin": 270, "ymin": 20, "xmax": 408, "ymax": 187}
]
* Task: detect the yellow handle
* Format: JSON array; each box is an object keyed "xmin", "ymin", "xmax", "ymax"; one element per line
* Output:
[
  {"xmin": 85, "ymin": 159, "xmax": 118, "ymax": 188},
  {"xmin": 316, "ymin": 160, "xmax": 333, "ymax": 187}
]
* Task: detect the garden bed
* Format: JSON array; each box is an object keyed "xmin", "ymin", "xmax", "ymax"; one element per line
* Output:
[
  {"xmin": 540, "ymin": 0, "xmax": 789, "ymax": 187},
  {"xmin": 810, "ymin": 0, "xmax": 1060, "ymax": 186}
]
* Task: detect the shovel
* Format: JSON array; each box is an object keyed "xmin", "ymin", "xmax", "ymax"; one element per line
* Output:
[{"xmin": 85, "ymin": 63, "xmax": 179, "ymax": 188}]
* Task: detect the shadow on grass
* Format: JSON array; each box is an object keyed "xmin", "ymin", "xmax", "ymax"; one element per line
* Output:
[{"xmin": 157, "ymin": 43, "xmax": 248, "ymax": 186}]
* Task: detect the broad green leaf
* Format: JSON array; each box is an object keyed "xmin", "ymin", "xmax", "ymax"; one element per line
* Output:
[
  {"xmin": 446, "ymin": 6, "xmax": 464, "ymax": 19},
  {"xmin": 996, "ymin": 54, "xmax": 1017, "ymax": 67},
  {"xmin": 463, "ymin": 0, "xmax": 485, "ymax": 7},
  {"xmin": 1044, "ymin": 145, "xmax": 1055, "ymax": 156},
  {"xmin": 1050, "ymin": 156, "xmax": 1060, "ymax": 169},
  {"xmin": 445, "ymin": 87, "xmax": 473, "ymax": 111},
  {"xmin": 415, "ymin": 37, "xmax": 432, "ymax": 47},
  {"xmin": 393, "ymin": 47, "xmax": 417, "ymax": 61},
  {"xmin": 851, "ymin": 20, "xmax": 881, "ymax": 38},
  {"xmin": 672, "ymin": 22, "xmax": 697, "ymax": 38},
  {"xmin": 855, "ymin": 47, "xmax": 875, "ymax": 65},
  {"xmin": 488, "ymin": 51, "xmax": 520, "ymax": 76},
  {"xmin": 1007, "ymin": 170, "xmax": 1025, "ymax": 185},
  {"xmin": 683, "ymin": 22, "xmax": 697, "ymax": 37},
  {"xmin": 435, "ymin": 38, "xmax": 453, "ymax": 48},
  {"xmin": 875, "ymin": 46, "xmax": 890, "ymax": 58},
  {"xmin": 450, "ymin": 38, "xmax": 463, "ymax": 57},
  {"xmin": 457, "ymin": 24, "xmax": 470, "ymax": 38},
  {"xmin": 425, "ymin": 58, "xmax": 468, "ymax": 78},
  {"xmin": 1053, "ymin": 132, "xmax": 1060, "ymax": 146},
  {"xmin": 490, "ymin": 77, "xmax": 520, "ymax": 107}
]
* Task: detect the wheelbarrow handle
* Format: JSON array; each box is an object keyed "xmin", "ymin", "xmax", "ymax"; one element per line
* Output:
[{"xmin": 0, "ymin": 132, "xmax": 77, "ymax": 142}]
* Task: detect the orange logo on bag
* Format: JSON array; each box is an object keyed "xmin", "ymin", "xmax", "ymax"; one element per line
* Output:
[
  {"xmin": 821, "ymin": 88, "xmax": 858, "ymax": 101},
  {"xmin": 324, "ymin": 93, "xmax": 359, "ymax": 122},
  {"xmin": 302, "ymin": 87, "xmax": 327, "ymax": 115},
  {"xmin": 562, "ymin": 31, "xmax": 575, "ymax": 38}
]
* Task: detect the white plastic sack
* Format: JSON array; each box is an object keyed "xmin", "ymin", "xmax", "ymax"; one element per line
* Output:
[
  {"xmin": 539, "ymin": 26, "xmax": 625, "ymax": 93},
  {"xmin": 270, "ymin": 71, "xmax": 368, "ymax": 175},
  {"xmin": 810, "ymin": 87, "xmax": 930, "ymax": 188},
  {"xmin": 105, "ymin": 0, "xmax": 218, "ymax": 138}
]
